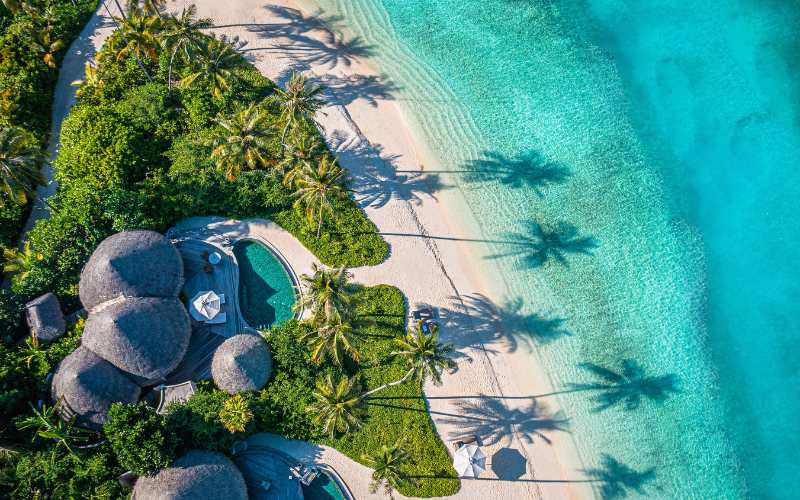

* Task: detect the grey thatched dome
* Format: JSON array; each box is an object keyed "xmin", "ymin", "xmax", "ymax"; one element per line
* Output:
[
  {"xmin": 82, "ymin": 297, "xmax": 191, "ymax": 383},
  {"xmin": 79, "ymin": 230, "xmax": 184, "ymax": 311},
  {"xmin": 132, "ymin": 450, "xmax": 248, "ymax": 500},
  {"xmin": 211, "ymin": 334, "xmax": 272, "ymax": 394},
  {"xmin": 25, "ymin": 293, "xmax": 66, "ymax": 343},
  {"xmin": 51, "ymin": 346, "xmax": 140, "ymax": 430}
]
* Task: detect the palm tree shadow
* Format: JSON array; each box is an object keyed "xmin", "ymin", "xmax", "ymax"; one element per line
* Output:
[
  {"xmin": 583, "ymin": 454, "xmax": 657, "ymax": 499},
  {"xmin": 463, "ymin": 151, "xmax": 572, "ymax": 195},
  {"xmin": 440, "ymin": 294, "xmax": 571, "ymax": 358},
  {"xmin": 330, "ymin": 132, "xmax": 449, "ymax": 208},
  {"xmin": 567, "ymin": 360, "xmax": 680, "ymax": 412},
  {"xmin": 313, "ymin": 73, "xmax": 401, "ymax": 107},
  {"xmin": 488, "ymin": 220, "xmax": 598, "ymax": 269},
  {"xmin": 439, "ymin": 396, "xmax": 569, "ymax": 446}
]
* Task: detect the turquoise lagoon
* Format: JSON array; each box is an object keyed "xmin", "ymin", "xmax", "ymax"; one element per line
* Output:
[{"xmin": 306, "ymin": 0, "xmax": 800, "ymax": 498}]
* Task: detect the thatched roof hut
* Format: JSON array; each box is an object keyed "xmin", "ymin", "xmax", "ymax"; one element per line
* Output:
[
  {"xmin": 51, "ymin": 346, "xmax": 141, "ymax": 430},
  {"xmin": 82, "ymin": 297, "xmax": 191, "ymax": 383},
  {"xmin": 79, "ymin": 230, "xmax": 184, "ymax": 311},
  {"xmin": 25, "ymin": 293, "xmax": 65, "ymax": 343},
  {"xmin": 132, "ymin": 450, "xmax": 248, "ymax": 500},
  {"xmin": 211, "ymin": 334, "xmax": 272, "ymax": 394}
]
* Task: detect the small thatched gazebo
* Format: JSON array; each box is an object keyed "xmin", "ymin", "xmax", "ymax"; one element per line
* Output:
[
  {"xmin": 51, "ymin": 346, "xmax": 141, "ymax": 430},
  {"xmin": 82, "ymin": 297, "xmax": 191, "ymax": 384},
  {"xmin": 25, "ymin": 293, "xmax": 66, "ymax": 343},
  {"xmin": 211, "ymin": 334, "xmax": 272, "ymax": 394},
  {"xmin": 132, "ymin": 450, "xmax": 248, "ymax": 500},
  {"xmin": 79, "ymin": 230, "xmax": 184, "ymax": 311}
]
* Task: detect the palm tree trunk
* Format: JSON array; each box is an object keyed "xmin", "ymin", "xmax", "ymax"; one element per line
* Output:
[
  {"xmin": 359, "ymin": 368, "xmax": 415, "ymax": 400},
  {"xmin": 316, "ymin": 199, "xmax": 324, "ymax": 238},
  {"xmin": 281, "ymin": 121, "xmax": 290, "ymax": 151},
  {"xmin": 168, "ymin": 47, "xmax": 178, "ymax": 92},
  {"xmin": 133, "ymin": 52, "xmax": 153, "ymax": 82}
]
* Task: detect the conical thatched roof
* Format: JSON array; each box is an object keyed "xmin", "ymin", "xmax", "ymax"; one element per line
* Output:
[
  {"xmin": 82, "ymin": 297, "xmax": 191, "ymax": 383},
  {"xmin": 132, "ymin": 450, "xmax": 248, "ymax": 500},
  {"xmin": 51, "ymin": 346, "xmax": 141, "ymax": 430},
  {"xmin": 25, "ymin": 293, "xmax": 66, "ymax": 343},
  {"xmin": 79, "ymin": 230, "xmax": 184, "ymax": 311},
  {"xmin": 211, "ymin": 334, "xmax": 272, "ymax": 394}
]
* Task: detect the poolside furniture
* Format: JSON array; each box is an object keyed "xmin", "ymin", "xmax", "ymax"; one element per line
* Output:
[
  {"xmin": 205, "ymin": 312, "xmax": 227, "ymax": 325},
  {"xmin": 291, "ymin": 464, "xmax": 319, "ymax": 486},
  {"xmin": 209, "ymin": 251, "xmax": 222, "ymax": 265},
  {"xmin": 451, "ymin": 434, "xmax": 481, "ymax": 450},
  {"xmin": 191, "ymin": 290, "xmax": 222, "ymax": 321},
  {"xmin": 25, "ymin": 293, "xmax": 66, "ymax": 344},
  {"xmin": 453, "ymin": 443, "xmax": 486, "ymax": 478},
  {"xmin": 412, "ymin": 306, "xmax": 437, "ymax": 321}
]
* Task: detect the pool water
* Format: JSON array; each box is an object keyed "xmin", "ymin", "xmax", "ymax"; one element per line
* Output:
[
  {"xmin": 234, "ymin": 240, "xmax": 296, "ymax": 329},
  {"xmin": 302, "ymin": 472, "xmax": 346, "ymax": 500}
]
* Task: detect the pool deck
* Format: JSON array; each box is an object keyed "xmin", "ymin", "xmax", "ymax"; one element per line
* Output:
[{"xmin": 162, "ymin": 217, "xmax": 318, "ymax": 384}]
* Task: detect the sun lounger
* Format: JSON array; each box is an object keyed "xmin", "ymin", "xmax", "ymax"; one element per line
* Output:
[{"xmin": 205, "ymin": 312, "xmax": 227, "ymax": 325}]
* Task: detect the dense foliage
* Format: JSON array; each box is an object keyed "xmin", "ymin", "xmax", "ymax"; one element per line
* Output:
[
  {"xmin": 0, "ymin": 3, "xmax": 438, "ymax": 497},
  {"xmin": 0, "ymin": 0, "xmax": 97, "ymax": 252}
]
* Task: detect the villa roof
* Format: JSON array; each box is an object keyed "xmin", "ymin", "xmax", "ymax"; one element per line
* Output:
[
  {"xmin": 25, "ymin": 292, "xmax": 66, "ymax": 343},
  {"xmin": 82, "ymin": 297, "xmax": 192, "ymax": 384},
  {"xmin": 79, "ymin": 230, "xmax": 184, "ymax": 311},
  {"xmin": 211, "ymin": 334, "xmax": 272, "ymax": 394},
  {"xmin": 132, "ymin": 450, "xmax": 248, "ymax": 500},
  {"xmin": 51, "ymin": 346, "xmax": 141, "ymax": 430}
]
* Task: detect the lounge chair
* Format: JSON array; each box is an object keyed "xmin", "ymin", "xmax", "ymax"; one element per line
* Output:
[{"xmin": 205, "ymin": 312, "xmax": 227, "ymax": 325}]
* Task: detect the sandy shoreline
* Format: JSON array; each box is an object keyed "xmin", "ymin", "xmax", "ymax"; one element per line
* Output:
[
  {"xmin": 39, "ymin": 0, "xmax": 595, "ymax": 497},
  {"xmin": 191, "ymin": 1, "xmax": 594, "ymax": 497}
]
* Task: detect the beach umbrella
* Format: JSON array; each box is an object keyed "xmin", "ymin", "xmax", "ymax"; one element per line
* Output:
[
  {"xmin": 453, "ymin": 444, "xmax": 486, "ymax": 478},
  {"xmin": 192, "ymin": 291, "xmax": 221, "ymax": 320}
]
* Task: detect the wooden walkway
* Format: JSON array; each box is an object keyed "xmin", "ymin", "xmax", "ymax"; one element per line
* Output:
[{"xmin": 160, "ymin": 237, "xmax": 256, "ymax": 384}]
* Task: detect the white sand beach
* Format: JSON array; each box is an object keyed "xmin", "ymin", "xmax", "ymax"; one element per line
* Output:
[{"xmin": 40, "ymin": 0, "xmax": 596, "ymax": 497}]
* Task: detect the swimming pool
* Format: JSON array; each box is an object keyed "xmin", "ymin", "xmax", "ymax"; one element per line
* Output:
[
  {"xmin": 302, "ymin": 470, "xmax": 348, "ymax": 500},
  {"xmin": 233, "ymin": 240, "xmax": 296, "ymax": 330}
]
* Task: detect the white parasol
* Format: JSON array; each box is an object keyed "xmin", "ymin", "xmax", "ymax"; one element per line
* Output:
[
  {"xmin": 191, "ymin": 291, "xmax": 221, "ymax": 321},
  {"xmin": 453, "ymin": 444, "xmax": 486, "ymax": 478}
]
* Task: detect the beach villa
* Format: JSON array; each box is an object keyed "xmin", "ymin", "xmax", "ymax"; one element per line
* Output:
[{"xmin": 46, "ymin": 227, "xmax": 352, "ymax": 499}]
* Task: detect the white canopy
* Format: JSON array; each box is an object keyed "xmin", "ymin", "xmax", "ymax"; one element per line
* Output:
[
  {"xmin": 453, "ymin": 444, "xmax": 486, "ymax": 478},
  {"xmin": 191, "ymin": 291, "xmax": 221, "ymax": 321}
]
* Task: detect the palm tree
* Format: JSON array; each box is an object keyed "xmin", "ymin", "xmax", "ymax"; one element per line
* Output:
[
  {"xmin": 3, "ymin": 241, "xmax": 43, "ymax": 281},
  {"xmin": 210, "ymin": 103, "xmax": 275, "ymax": 180},
  {"xmin": 301, "ymin": 317, "xmax": 360, "ymax": 365},
  {"xmin": 113, "ymin": 9, "xmax": 161, "ymax": 81},
  {"xmin": 159, "ymin": 5, "xmax": 212, "ymax": 91},
  {"xmin": 308, "ymin": 374, "xmax": 363, "ymax": 438},
  {"xmin": 362, "ymin": 440, "xmax": 414, "ymax": 499},
  {"xmin": 361, "ymin": 321, "xmax": 455, "ymax": 399},
  {"xmin": 17, "ymin": 403, "xmax": 91, "ymax": 456},
  {"xmin": 30, "ymin": 25, "xmax": 64, "ymax": 69},
  {"xmin": 129, "ymin": 0, "xmax": 165, "ymax": 16},
  {"xmin": 268, "ymin": 71, "xmax": 326, "ymax": 150},
  {"xmin": 292, "ymin": 155, "xmax": 346, "ymax": 238},
  {"xmin": 293, "ymin": 263, "xmax": 352, "ymax": 325},
  {"xmin": 71, "ymin": 62, "xmax": 104, "ymax": 99},
  {"xmin": 179, "ymin": 37, "xmax": 240, "ymax": 99},
  {"xmin": 0, "ymin": 127, "xmax": 43, "ymax": 207},
  {"xmin": 280, "ymin": 132, "xmax": 323, "ymax": 188},
  {"xmin": 566, "ymin": 360, "xmax": 679, "ymax": 412}
]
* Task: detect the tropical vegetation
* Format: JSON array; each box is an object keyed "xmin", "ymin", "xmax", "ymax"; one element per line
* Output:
[{"xmin": 0, "ymin": 2, "xmax": 455, "ymax": 497}]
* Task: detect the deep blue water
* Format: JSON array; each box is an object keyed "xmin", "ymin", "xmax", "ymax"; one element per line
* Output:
[{"xmin": 312, "ymin": 0, "xmax": 800, "ymax": 497}]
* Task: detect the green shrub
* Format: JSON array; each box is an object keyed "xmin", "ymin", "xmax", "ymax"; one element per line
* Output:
[
  {"xmin": 165, "ymin": 390, "xmax": 240, "ymax": 455},
  {"xmin": 9, "ymin": 444, "xmax": 125, "ymax": 499},
  {"xmin": 105, "ymin": 402, "xmax": 179, "ymax": 475},
  {"xmin": 0, "ymin": 202, "xmax": 25, "ymax": 247}
]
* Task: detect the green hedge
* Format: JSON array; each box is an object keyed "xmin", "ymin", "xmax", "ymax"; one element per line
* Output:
[{"xmin": 0, "ymin": 0, "xmax": 98, "ymax": 253}]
